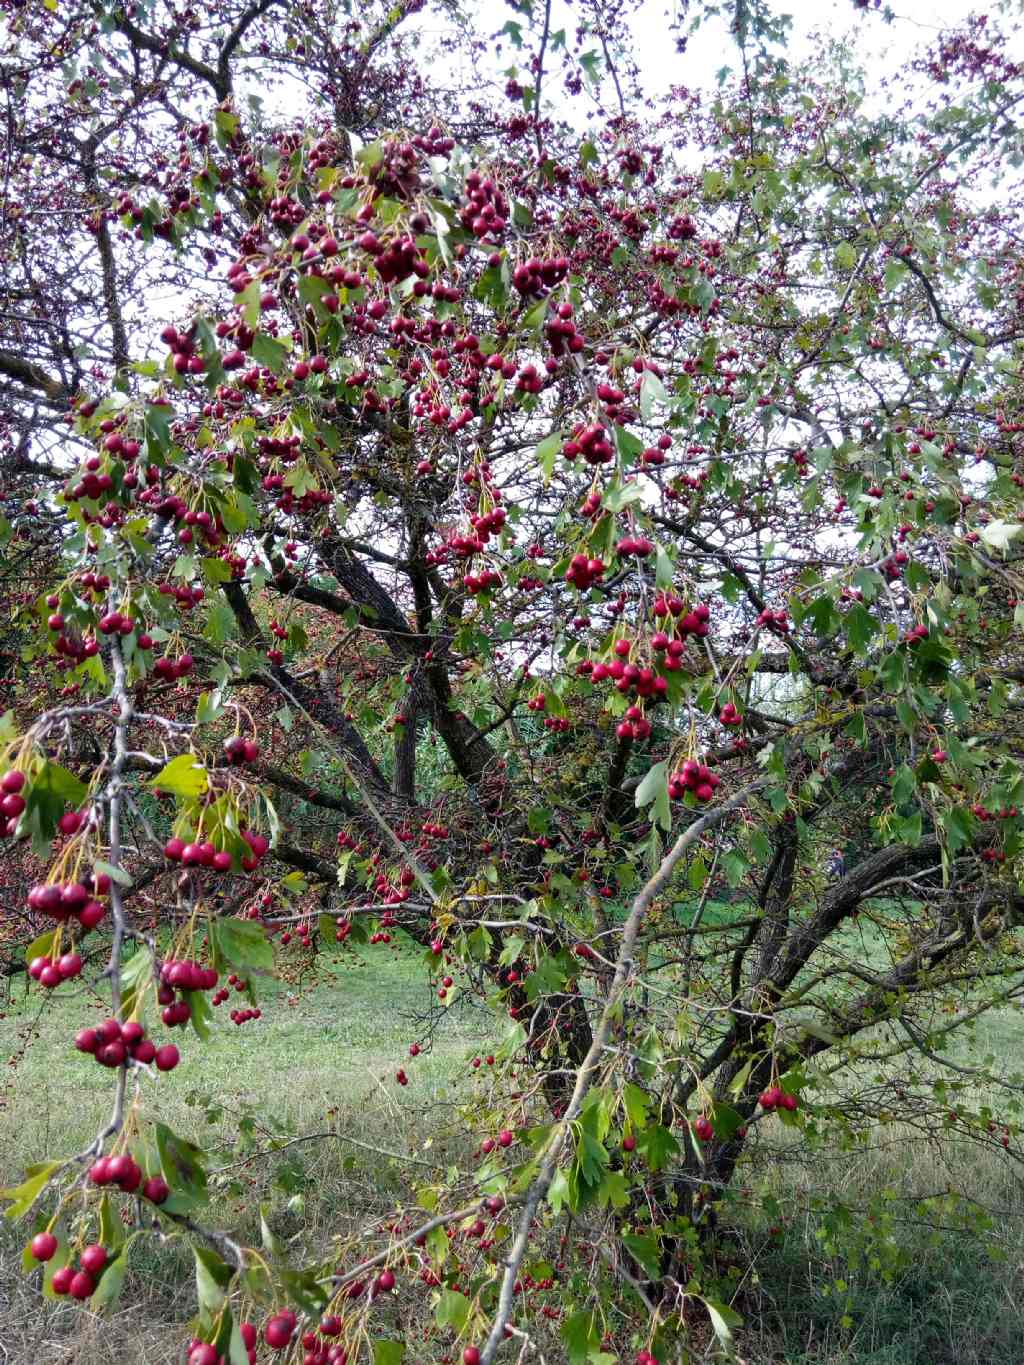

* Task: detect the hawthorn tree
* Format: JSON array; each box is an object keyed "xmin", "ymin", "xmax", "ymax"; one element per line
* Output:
[{"xmin": 3, "ymin": 0, "xmax": 1024, "ymax": 1361}]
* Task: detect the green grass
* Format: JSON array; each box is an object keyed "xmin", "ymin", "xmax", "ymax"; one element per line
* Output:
[
  {"xmin": 3, "ymin": 938, "xmax": 1024, "ymax": 1364},
  {"xmin": 0, "ymin": 940, "xmax": 491, "ymax": 1364}
]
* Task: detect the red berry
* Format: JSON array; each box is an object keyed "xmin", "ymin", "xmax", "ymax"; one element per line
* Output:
[
  {"xmin": 30, "ymin": 1232, "xmax": 58, "ymax": 1261},
  {"xmin": 80, "ymin": 1244, "xmax": 107, "ymax": 1275},
  {"xmin": 69, "ymin": 1270, "xmax": 95, "ymax": 1300},
  {"xmin": 51, "ymin": 1265, "xmax": 75, "ymax": 1295},
  {"xmin": 155, "ymin": 1044, "xmax": 180, "ymax": 1071},
  {"xmin": 264, "ymin": 1314, "xmax": 294, "ymax": 1349},
  {"xmin": 143, "ymin": 1176, "xmax": 171, "ymax": 1204}
]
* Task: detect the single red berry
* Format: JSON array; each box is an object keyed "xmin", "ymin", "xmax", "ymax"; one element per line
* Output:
[{"xmin": 30, "ymin": 1231, "xmax": 58, "ymax": 1262}]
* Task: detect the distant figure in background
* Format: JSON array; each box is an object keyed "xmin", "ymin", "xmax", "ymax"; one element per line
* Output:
[{"xmin": 826, "ymin": 848, "xmax": 846, "ymax": 881}]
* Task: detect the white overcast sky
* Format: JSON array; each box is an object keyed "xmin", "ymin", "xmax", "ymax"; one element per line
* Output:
[{"xmin": 449, "ymin": 0, "xmax": 1015, "ymax": 119}]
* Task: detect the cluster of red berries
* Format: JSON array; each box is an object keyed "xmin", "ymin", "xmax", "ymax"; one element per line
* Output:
[
  {"xmin": 462, "ymin": 567, "xmax": 501, "ymax": 594},
  {"xmin": 719, "ymin": 702, "xmax": 743, "ymax": 726},
  {"xmin": 565, "ymin": 552, "xmax": 606, "ymax": 590},
  {"xmin": 227, "ymin": 1005, "xmax": 262, "ymax": 1024},
  {"xmin": 480, "ymin": 1129, "xmax": 515, "ymax": 1153},
  {"xmin": 164, "ymin": 836, "xmax": 232, "ymax": 871},
  {"xmin": 75, "ymin": 1017, "xmax": 179, "ymax": 1072},
  {"xmin": 158, "ymin": 958, "xmax": 219, "ymax": 1027},
  {"xmin": 655, "ymin": 597, "xmax": 710, "ymax": 635},
  {"xmin": 757, "ymin": 607, "xmax": 791, "ymax": 634},
  {"xmin": 264, "ymin": 1309, "xmax": 298, "ymax": 1350},
  {"xmin": 88, "ymin": 1151, "xmax": 169, "ymax": 1202},
  {"xmin": 459, "ymin": 169, "xmax": 508, "ymax": 239},
  {"xmin": 158, "ymin": 580, "xmax": 205, "ymax": 609},
  {"xmin": 153, "ymin": 652, "xmax": 195, "ymax": 680},
  {"xmin": 615, "ymin": 533, "xmax": 655, "ymax": 558},
  {"xmin": 758, "ymin": 1086, "xmax": 798, "ymax": 1112},
  {"xmin": 668, "ymin": 759, "xmax": 722, "ymax": 804},
  {"xmin": 47, "ymin": 1243, "xmax": 111, "ymax": 1301},
  {"xmin": 640, "ymin": 437, "xmax": 672, "ymax": 466},
  {"xmin": 544, "ymin": 301, "xmax": 586, "ymax": 355},
  {"xmin": 511, "ymin": 253, "xmax": 569, "ymax": 297},
  {"xmin": 160, "ymin": 324, "xmax": 207, "ymax": 375},
  {"xmin": 164, "ymin": 829, "xmax": 269, "ymax": 872},
  {"xmin": 904, "ymin": 623, "xmax": 929, "ymax": 645},
  {"xmin": 420, "ymin": 822, "xmax": 451, "ymax": 840},
  {"xmin": 28, "ymin": 950, "xmax": 82, "ymax": 989},
  {"xmin": 49, "ymin": 629, "xmax": 100, "ymax": 666},
  {"xmin": 564, "ymin": 421, "xmax": 614, "ymax": 465},
  {"xmin": 1, "ymin": 768, "xmax": 31, "ymax": 834},
  {"xmin": 615, "ymin": 705, "xmax": 653, "ymax": 742},
  {"xmin": 223, "ymin": 735, "xmax": 261, "ymax": 764},
  {"xmin": 188, "ymin": 1321, "xmax": 258, "ymax": 1365},
  {"xmin": 25, "ymin": 870, "xmax": 109, "ymax": 929},
  {"xmin": 209, "ymin": 971, "xmax": 254, "ymax": 1015}
]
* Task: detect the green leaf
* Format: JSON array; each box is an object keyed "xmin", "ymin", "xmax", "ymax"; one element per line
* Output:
[
  {"xmin": 701, "ymin": 1296, "xmax": 742, "ymax": 1349},
  {"xmin": 148, "ymin": 754, "xmax": 208, "ymax": 799},
  {"xmin": 709, "ymin": 1102, "xmax": 744, "ymax": 1140},
  {"xmin": 196, "ymin": 690, "xmax": 226, "ymax": 725},
  {"xmin": 942, "ymin": 806, "xmax": 974, "ymax": 854},
  {"xmin": 635, "ymin": 760, "xmax": 667, "ymax": 810},
  {"xmin": 201, "ymin": 556, "xmax": 234, "ymax": 585},
  {"xmin": 622, "ymin": 1232, "xmax": 661, "ymax": 1279},
  {"xmin": 156, "ymin": 1123, "xmax": 208, "ymax": 1201},
  {"xmin": 251, "ymin": 333, "xmax": 288, "ymax": 373},
  {"xmin": 24, "ymin": 929, "xmax": 55, "ymax": 965},
  {"xmin": 655, "ymin": 543, "xmax": 674, "ymax": 589},
  {"xmin": 260, "ymin": 1204, "xmax": 281, "ymax": 1256},
  {"xmin": 194, "ymin": 1245, "xmax": 232, "ymax": 1312},
  {"xmin": 521, "ymin": 296, "xmax": 548, "ymax": 333},
  {"xmin": 845, "ymin": 602, "xmax": 877, "ymax": 652},
  {"xmin": 635, "ymin": 1124, "xmax": 679, "ymax": 1172},
  {"xmin": 623, "ymin": 1083, "xmax": 650, "ymax": 1129},
  {"xmin": 979, "ymin": 520, "xmax": 1023, "ymax": 553},
  {"xmin": 120, "ymin": 945, "xmax": 154, "ymax": 1021},
  {"xmin": 205, "ymin": 601, "xmax": 237, "ymax": 646},
  {"xmin": 89, "ymin": 1245, "xmax": 129, "ymax": 1310},
  {"xmin": 298, "ymin": 272, "xmax": 333, "ymax": 318},
  {"xmin": 562, "ymin": 1309, "xmax": 600, "ymax": 1364},
  {"xmin": 279, "ymin": 1267, "xmax": 329, "ymax": 1315},
  {"xmin": 237, "ymin": 279, "xmax": 261, "ymax": 329},
  {"xmin": 373, "ymin": 1344, "xmax": 405, "ymax": 1365},
  {"xmin": 596, "ymin": 1168, "xmax": 630, "ymax": 1209},
  {"xmin": 93, "ymin": 858, "xmax": 132, "ymax": 887},
  {"xmin": 834, "ymin": 240, "xmax": 857, "ymax": 270},
  {"xmin": 635, "ymin": 760, "xmax": 671, "ymax": 831},
  {"xmin": 536, "ymin": 432, "xmax": 561, "ymax": 484},
  {"xmin": 99, "ymin": 1192, "xmax": 126, "ymax": 1251},
  {"xmin": 186, "ymin": 987, "xmax": 215, "ymax": 1041},
  {"xmin": 639, "ymin": 368, "xmax": 668, "ymax": 420},
  {"xmin": 24, "ymin": 761, "xmax": 88, "ymax": 849},
  {"xmin": 435, "ymin": 1288, "xmax": 471, "ymax": 1332},
  {"xmin": 1, "ymin": 1162, "xmax": 60, "ymax": 1219},
  {"xmin": 210, "ymin": 918, "xmax": 274, "ymax": 975},
  {"xmin": 547, "ymin": 1167, "xmax": 571, "ymax": 1215}
]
